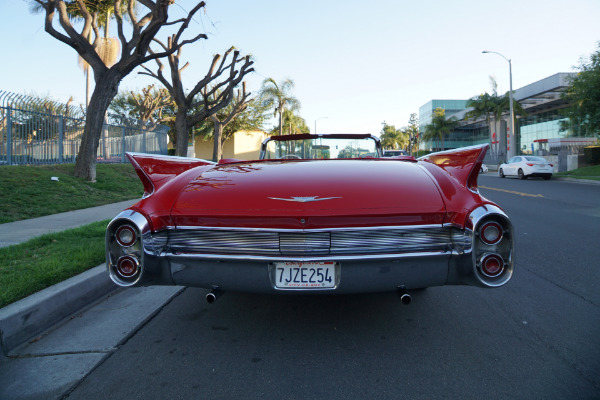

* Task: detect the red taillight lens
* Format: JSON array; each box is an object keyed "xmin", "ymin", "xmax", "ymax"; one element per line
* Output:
[
  {"xmin": 480, "ymin": 254, "xmax": 504, "ymax": 278},
  {"xmin": 116, "ymin": 255, "xmax": 139, "ymax": 278},
  {"xmin": 549, "ymin": 164, "xmax": 553, "ymax": 167},
  {"xmin": 480, "ymin": 221, "xmax": 503, "ymax": 245},
  {"xmin": 116, "ymin": 225, "xmax": 137, "ymax": 247},
  {"xmin": 526, "ymin": 163, "xmax": 534, "ymax": 166}
]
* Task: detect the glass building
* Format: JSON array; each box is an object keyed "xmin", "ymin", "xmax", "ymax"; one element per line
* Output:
[
  {"xmin": 418, "ymin": 99, "xmax": 468, "ymax": 134},
  {"xmin": 418, "ymin": 73, "xmax": 577, "ymax": 159}
]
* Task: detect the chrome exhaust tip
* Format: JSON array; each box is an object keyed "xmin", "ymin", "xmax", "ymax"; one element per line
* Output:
[
  {"xmin": 206, "ymin": 288, "xmax": 223, "ymax": 304},
  {"xmin": 400, "ymin": 293, "xmax": 412, "ymax": 305},
  {"xmin": 397, "ymin": 286, "xmax": 412, "ymax": 305}
]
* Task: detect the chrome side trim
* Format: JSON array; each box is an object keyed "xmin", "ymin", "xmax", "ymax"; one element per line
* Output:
[{"xmin": 168, "ymin": 223, "xmax": 452, "ymax": 233}]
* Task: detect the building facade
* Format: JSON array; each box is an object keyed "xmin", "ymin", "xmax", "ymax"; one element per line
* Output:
[
  {"xmin": 192, "ymin": 130, "xmax": 268, "ymax": 161},
  {"xmin": 418, "ymin": 73, "xmax": 579, "ymax": 163}
]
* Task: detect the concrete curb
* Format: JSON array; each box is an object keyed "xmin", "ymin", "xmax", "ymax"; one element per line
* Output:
[{"xmin": 0, "ymin": 264, "xmax": 117, "ymax": 356}]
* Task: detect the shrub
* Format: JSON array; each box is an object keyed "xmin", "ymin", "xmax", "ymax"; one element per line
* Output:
[{"xmin": 583, "ymin": 146, "xmax": 600, "ymax": 165}]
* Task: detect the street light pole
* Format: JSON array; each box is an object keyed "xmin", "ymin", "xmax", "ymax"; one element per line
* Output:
[
  {"xmin": 482, "ymin": 50, "xmax": 515, "ymax": 160},
  {"xmin": 314, "ymin": 116, "xmax": 328, "ymax": 134}
]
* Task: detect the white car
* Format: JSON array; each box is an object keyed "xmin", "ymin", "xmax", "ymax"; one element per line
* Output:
[
  {"xmin": 498, "ymin": 156, "xmax": 553, "ymax": 180},
  {"xmin": 480, "ymin": 164, "xmax": 488, "ymax": 173}
]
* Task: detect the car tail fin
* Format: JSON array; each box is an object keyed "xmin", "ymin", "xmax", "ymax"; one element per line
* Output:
[
  {"xmin": 418, "ymin": 144, "xmax": 488, "ymax": 191},
  {"xmin": 126, "ymin": 152, "xmax": 215, "ymax": 197}
]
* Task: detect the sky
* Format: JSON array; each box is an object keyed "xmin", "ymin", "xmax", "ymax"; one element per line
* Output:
[{"xmin": 1, "ymin": 0, "xmax": 599, "ymax": 136}]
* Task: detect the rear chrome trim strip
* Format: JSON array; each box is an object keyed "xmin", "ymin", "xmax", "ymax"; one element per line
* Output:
[
  {"xmin": 162, "ymin": 250, "xmax": 456, "ymax": 263},
  {"xmin": 167, "ymin": 224, "xmax": 452, "ymax": 233},
  {"xmin": 144, "ymin": 224, "xmax": 472, "ymax": 258}
]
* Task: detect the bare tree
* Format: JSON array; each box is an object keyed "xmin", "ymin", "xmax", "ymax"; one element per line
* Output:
[
  {"xmin": 109, "ymin": 84, "xmax": 172, "ymax": 130},
  {"xmin": 130, "ymin": 84, "xmax": 172, "ymax": 129},
  {"xmin": 33, "ymin": 0, "xmax": 207, "ymax": 181},
  {"xmin": 140, "ymin": 43, "xmax": 254, "ymax": 157},
  {"xmin": 208, "ymin": 82, "xmax": 252, "ymax": 161}
]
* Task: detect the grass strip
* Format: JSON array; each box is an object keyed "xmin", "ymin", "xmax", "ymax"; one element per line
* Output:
[
  {"xmin": 0, "ymin": 220, "xmax": 109, "ymax": 308},
  {"xmin": 0, "ymin": 163, "xmax": 143, "ymax": 223},
  {"xmin": 556, "ymin": 164, "xmax": 600, "ymax": 181}
]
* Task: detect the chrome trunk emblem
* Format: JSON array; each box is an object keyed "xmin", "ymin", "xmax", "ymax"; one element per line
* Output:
[{"xmin": 268, "ymin": 196, "xmax": 341, "ymax": 203}]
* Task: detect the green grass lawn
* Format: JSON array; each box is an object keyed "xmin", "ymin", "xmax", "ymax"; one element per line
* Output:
[
  {"xmin": 557, "ymin": 164, "xmax": 600, "ymax": 181},
  {"xmin": 0, "ymin": 162, "xmax": 145, "ymax": 307},
  {"xmin": 0, "ymin": 163, "xmax": 143, "ymax": 223},
  {"xmin": 0, "ymin": 220, "xmax": 110, "ymax": 308}
]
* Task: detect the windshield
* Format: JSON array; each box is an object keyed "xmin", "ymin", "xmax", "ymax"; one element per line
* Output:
[{"xmin": 261, "ymin": 135, "xmax": 382, "ymax": 160}]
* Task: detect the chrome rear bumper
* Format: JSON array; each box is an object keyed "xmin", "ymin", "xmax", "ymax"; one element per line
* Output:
[{"xmin": 106, "ymin": 206, "xmax": 513, "ymax": 293}]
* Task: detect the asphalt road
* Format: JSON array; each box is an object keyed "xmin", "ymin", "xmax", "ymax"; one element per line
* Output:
[{"xmin": 63, "ymin": 174, "xmax": 600, "ymax": 400}]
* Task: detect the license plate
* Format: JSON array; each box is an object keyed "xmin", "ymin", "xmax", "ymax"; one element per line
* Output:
[{"xmin": 273, "ymin": 261, "xmax": 338, "ymax": 289}]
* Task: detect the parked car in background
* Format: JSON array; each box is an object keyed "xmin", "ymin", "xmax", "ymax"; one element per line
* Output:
[
  {"xmin": 480, "ymin": 164, "xmax": 488, "ymax": 173},
  {"xmin": 106, "ymin": 135, "xmax": 514, "ymax": 304},
  {"xmin": 498, "ymin": 156, "xmax": 553, "ymax": 180}
]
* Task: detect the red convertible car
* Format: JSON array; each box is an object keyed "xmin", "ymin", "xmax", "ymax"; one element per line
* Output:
[{"xmin": 106, "ymin": 134, "xmax": 514, "ymax": 303}]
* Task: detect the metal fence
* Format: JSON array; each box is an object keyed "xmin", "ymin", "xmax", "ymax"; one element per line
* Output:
[{"xmin": 0, "ymin": 90, "xmax": 168, "ymax": 166}]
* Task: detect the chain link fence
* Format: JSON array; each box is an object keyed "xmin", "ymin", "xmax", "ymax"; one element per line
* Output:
[{"xmin": 0, "ymin": 90, "xmax": 168, "ymax": 166}]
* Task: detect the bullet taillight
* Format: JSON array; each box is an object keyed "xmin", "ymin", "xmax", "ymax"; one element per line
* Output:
[
  {"xmin": 480, "ymin": 221, "xmax": 503, "ymax": 245},
  {"xmin": 480, "ymin": 253, "xmax": 504, "ymax": 278},
  {"xmin": 116, "ymin": 255, "xmax": 140, "ymax": 278},
  {"xmin": 116, "ymin": 225, "xmax": 137, "ymax": 247}
]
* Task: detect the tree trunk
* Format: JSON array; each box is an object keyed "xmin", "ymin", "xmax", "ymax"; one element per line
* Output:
[
  {"xmin": 74, "ymin": 71, "xmax": 121, "ymax": 181},
  {"xmin": 174, "ymin": 108, "xmax": 189, "ymax": 157},
  {"xmin": 212, "ymin": 120, "xmax": 223, "ymax": 162},
  {"xmin": 278, "ymin": 110, "xmax": 283, "ymax": 136}
]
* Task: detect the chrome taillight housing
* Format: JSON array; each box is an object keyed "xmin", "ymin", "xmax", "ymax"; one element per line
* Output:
[
  {"xmin": 468, "ymin": 205, "xmax": 514, "ymax": 287},
  {"xmin": 106, "ymin": 212, "xmax": 148, "ymax": 287}
]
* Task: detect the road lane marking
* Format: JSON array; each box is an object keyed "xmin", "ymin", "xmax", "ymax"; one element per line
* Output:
[{"xmin": 479, "ymin": 186, "xmax": 544, "ymax": 198}]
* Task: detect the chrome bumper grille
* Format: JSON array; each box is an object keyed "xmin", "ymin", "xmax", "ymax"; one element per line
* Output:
[{"xmin": 145, "ymin": 225, "xmax": 471, "ymax": 257}]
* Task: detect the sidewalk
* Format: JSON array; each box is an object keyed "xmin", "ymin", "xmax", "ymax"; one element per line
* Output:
[
  {"xmin": 0, "ymin": 199, "xmax": 186, "ymax": 399},
  {"xmin": 0, "ymin": 199, "xmax": 137, "ymax": 248},
  {"xmin": 0, "ymin": 278, "xmax": 183, "ymax": 400}
]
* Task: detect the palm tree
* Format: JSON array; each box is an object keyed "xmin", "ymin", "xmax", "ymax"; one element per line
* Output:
[
  {"xmin": 76, "ymin": 1, "xmax": 126, "ymax": 107},
  {"xmin": 31, "ymin": 1, "xmax": 126, "ymax": 107},
  {"xmin": 466, "ymin": 77, "xmax": 526, "ymax": 141},
  {"xmin": 423, "ymin": 108, "xmax": 458, "ymax": 151},
  {"xmin": 380, "ymin": 122, "xmax": 409, "ymax": 150},
  {"xmin": 268, "ymin": 109, "xmax": 309, "ymax": 135},
  {"xmin": 466, "ymin": 92, "xmax": 498, "ymax": 128},
  {"xmin": 260, "ymin": 78, "xmax": 301, "ymax": 136},
  {"xmin": 494, "ymin": 92, "xmax": 526, "ymax": 122}
]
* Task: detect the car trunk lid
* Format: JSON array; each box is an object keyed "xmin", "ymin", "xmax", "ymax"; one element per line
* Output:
[{"xmin": 170, "ymin": 160, "xmax": 446, "ymax": 228}]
